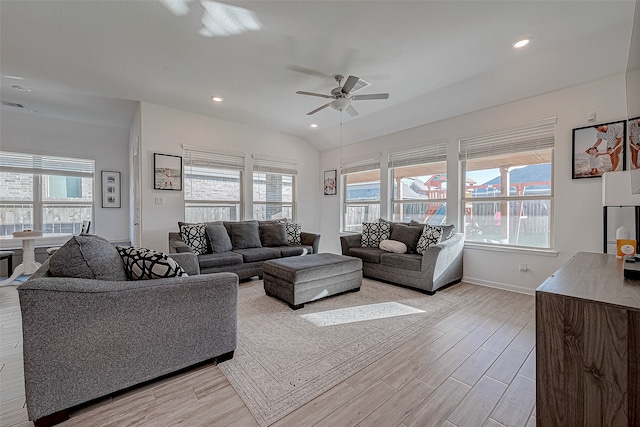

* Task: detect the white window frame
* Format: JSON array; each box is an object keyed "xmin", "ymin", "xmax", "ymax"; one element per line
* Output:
[
  {"xmin": 341, "ymin": 154, "xmax": 381, "ymax": 232},
  {"xmin": 389, "ymin": 141, "xmax": 448, "ymax": 225},
  {"xmin": 183, "ymin": 146, "xmax": 245, "ymax": 222},
  {"xmin": 252, "ymin": 155, "xmax": 297, "ymax": 221},
  {"xmin": 0, "ymin": 151, "xmax": 94, "ymax": 235},
  {"xmin": 459, "ymin": 118, "xmax": 556, "ymax": 250}
]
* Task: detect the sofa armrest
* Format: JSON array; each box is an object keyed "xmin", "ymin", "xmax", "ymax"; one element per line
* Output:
[
  {"xmin": 169, "ymin": 232, "xmax": 193, "ymax": 254},
  {"xmin": 18, "ymin": 272, "xmax": 238, "ymax": 421},
  {"xmin": 300, "ymin": 232, "xmax": 321, "ymax": 254},
  {"xmin": 168, "ymin": 252, "xmax": 200, "ymax": 275},
  {"xmin": 340, "ymin": 233, "xmax": 362, "ymax": 255},
  {"xmin": 421, "ymin": 233, "xmax": 464, "ymax": 280}
]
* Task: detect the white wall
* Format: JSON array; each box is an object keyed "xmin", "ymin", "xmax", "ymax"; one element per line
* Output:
[
  {"xmin": 0, "ymin": 110, "xmax": 131, "ymax": 242},
  {"xmin": 320, "ymin": 74, "xmax": 630, "ymax": 294},
  {"xmin": 138, "ymin": 102, "xmax": 320, "ymax": 253}
]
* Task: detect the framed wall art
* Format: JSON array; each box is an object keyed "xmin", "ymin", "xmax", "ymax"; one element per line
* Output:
[
  {"xmin": 101, "ymin": 171, "xmax": 121, "ymax": 208},
  {"xmin": 324, "ymin": 169, "xmax": 337, "ymax": 196},
  {"xmin": 629, "ymin": 116, "xmax": 640, "ymax": 170},
  {"xmin": 572, "ymin": 120, "xmax": 627, "ymax": 179},
  {"xmin": 154, "ymin": 153, "xmax": 182, "ymax": 191}
]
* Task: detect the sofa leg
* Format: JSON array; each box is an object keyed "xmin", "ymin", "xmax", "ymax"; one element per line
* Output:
[
  {"xmin": 421, "ymin": 289, "xmax": 435, "ymax": 296},
  {"xmin": 265, "ymin": 290, "xmax": 274, "ymax": 297},
  {"xmin": 216, "ymin": 350, "xmax": 234, "ymax": 364},
  {"xmin": 351, "ymin": 287, "xmax": 361, "ymax": 293},
  {"xmin": 289, "ymin": 303, "xmax": 304, "ymax": 310},
  {"xmin": 34, "ymin": 409, "xmax": 71, "ymax": 427}
]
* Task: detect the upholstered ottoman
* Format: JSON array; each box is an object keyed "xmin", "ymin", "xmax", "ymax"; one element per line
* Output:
[{"xmin": 263, "ymin": 253, "xmax": 362, "ymax": 309}]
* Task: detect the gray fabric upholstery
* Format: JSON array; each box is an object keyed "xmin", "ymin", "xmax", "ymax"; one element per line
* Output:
[
  {"xmin": 233, "ymin": 247, "xmax": 282, "ymax": 263},
  {"xmin": 168, "ymin": 252, "xmax": 200, "ymax": 275},
  {"xmin": 348, "ymin": 247, "xmax": 384, "ymax": 264},
  {"xmin": 49, "ymin": 235, "xmax": 128, "ymax": 281},
  {"xmin": 341, "ymin": 232, "xmax": 464, "ymax": 293},
  {"xmin": 169, "ymin": 232, "xmax": 194, "ymax": 253},
  {"xmin": 410, "ymin": 220, "xmax": 455, "ymax": 241},
  {"xmin": 259, "ymin": 222, "xmax": 289, "ymax": 247},
  {"xmin": 18, "ymin": 265, "xmax": 238, "ymax": 423},
  {"xmin": 389, "ymin": 223, "xmax": 423, "ymax": 253},
  {"xmin": 198, "ymin": 252, "xmax": 244, "ymax": 269},
  {"xmin": 206, "ymin": 222, "xmax": 233, "ymax": 253},
  {"xmin": 229, "ymin": 221, "xmax": 262, "ymax": 249},
  {"xmin": 277, "ymin": 246, "xmax": 310, "ymax": 257}
]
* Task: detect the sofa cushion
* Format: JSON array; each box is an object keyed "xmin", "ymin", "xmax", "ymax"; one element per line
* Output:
[
  {"xmin": 49, "ymin": 235, "xmax": 128, "ymax": 281},
  {"xmin": 277, "ymin": 245, "xmax": 311, "ymax": 257},
  {"xmin": 229, "ymin": 221, "xmax": 262, "ymax": 249},
  {"xmin": 233, "ymin": 247, "xmax": 281, "ymax": 263},
  {"xmin": 205, "ymin": 222, "xmax": 233, "ymax": 253},
  {"xmin": 198, "ymin": 252, "xmax": 244, "ymax": 269},
  {"xmin": 348, "ymin": 247, "xmax": 384, "ymax": 264},
  {"xmin": 411, "ymin": 220, "xmax": 455, "ymax": 242},
  {"xmin": 179, "ymin": 223, "xmax": 208, "ymax": 255},
  {"xmin": 117, "ymin": 246, "xmax": 187, "ymax": 280},
  {"xmin": 379, "ymin": 239, "xmax": 407, "ymax": 254},
  {"xmin": 416, "ymin": 224, "xmax": 443, "ymax": 252},
  {"xmin": 380, "ymin": 252, "xmax": 423, "ymax": 272},
  {"xmin": 285, "ymin": 222, "xmax": 302, "ymax": 245},
  {"xmin": 389, "ymin": 223, "xmax": 422, "ymax": 253},
  {"xmin": 259, "ymin": 222, "xmax": 289, "ymax": 247},
  {"xmin": 361, "ymin": 221, "xmax": 391, "ymax": 248}
]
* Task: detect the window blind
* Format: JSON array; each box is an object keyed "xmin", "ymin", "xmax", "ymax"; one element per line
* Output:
[
  {"xmin": 341, "ymin": 153, "xmax": 381, "ymax": 175},
  {"xmin": 0, "ymin": 151, "xmax": 94, "ymax": 177},
  {"xmin": 388, "ymin": 140, "xmax": 448, "ymax": 169},
  {"xmin": 183, "ymin": 145, "xmax": 245, "ymax": 171},
  {"xmin": 252, "ymin": 155, "xmax": 297, "ymax": 175},
  {"xmin": 458, "ymin": 117, "xmax": 557, "ymax": 161}
]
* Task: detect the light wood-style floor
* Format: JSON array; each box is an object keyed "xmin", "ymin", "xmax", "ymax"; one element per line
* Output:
[{"xmin": 0, "ymin": 281, "xmax": 537, "ymax": 427}]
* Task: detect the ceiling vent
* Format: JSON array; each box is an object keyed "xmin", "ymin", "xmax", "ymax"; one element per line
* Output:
[{"xmin": 1, "ymin": 100, "xmax": 25, "ymax": 109}]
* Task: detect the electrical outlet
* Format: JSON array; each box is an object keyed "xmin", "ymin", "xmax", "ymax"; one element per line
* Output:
[
  {"xmin": 519, "ymin": 262, "xmax": 528, "ymax": 272},
  {"xmin": 155, "ymin": 196, "xmax": 165, "ymax": 205}
]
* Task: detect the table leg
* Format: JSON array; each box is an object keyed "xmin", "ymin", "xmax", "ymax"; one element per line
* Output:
[{"xmin": 21, "ymin": 239, "xmax": 41, "ymax": 274}]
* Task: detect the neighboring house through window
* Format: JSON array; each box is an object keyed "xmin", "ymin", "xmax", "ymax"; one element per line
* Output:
[
  {"xmin": 252, "ymin": 156, "xmax": 296, "ymax": 221},
  {"xmin": 0, "ymin": 151, "xmax": 94, "ymax": 235},
  {"xmin": 342, "ymin": 154, "xmax": 381, "ymax": 232},
  {"xmin": 459, "ymin": 118, "xmax": 556, "ymax": 249}
]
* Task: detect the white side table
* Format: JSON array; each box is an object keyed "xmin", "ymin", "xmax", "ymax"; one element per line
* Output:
[{"xmin": 0, "ymin": 233, "xmax": 72, "ymax": 285}]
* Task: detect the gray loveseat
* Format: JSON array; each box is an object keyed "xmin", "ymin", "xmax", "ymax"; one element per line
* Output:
[
  {"xmin": 340, "ymin": 222, "xmax": 463, "ymax": 294},
  {"xmin": 18, "ymin": 237, "xmax": 237, "ymax": 427},
  {"xmin": 169, "ymin": 220, "xmax": 321, "ymax": 280}
]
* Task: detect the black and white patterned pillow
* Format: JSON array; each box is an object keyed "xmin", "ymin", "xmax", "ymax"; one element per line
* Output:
[
  {"xmin": 116, "ymin": 246, "xmax": 187, "ymax": 280},
  {"xmin": 285, "ymin": 222, "xmax": 302, "ymax": 245},
  {"xmin": 416, "ymin": 225, "xmax": 443, "ymax": 253},
  {"xmin": 361, "ymin": 221, "xmax": 391, "ymax": 248},
  {"xmin": 179, "ymin": 223, "xmax": 207, "ymax": 255}
]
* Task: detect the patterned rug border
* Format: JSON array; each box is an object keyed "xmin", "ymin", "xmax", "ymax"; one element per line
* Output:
[{"xmin": 219, "ymin": 280, "xmax": 466, "ymax": 426}]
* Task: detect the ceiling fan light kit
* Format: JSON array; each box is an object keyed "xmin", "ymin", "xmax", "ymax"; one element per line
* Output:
[{"xmin": 296, "ymin": 74, "xmax": 389, "ymax": 116}]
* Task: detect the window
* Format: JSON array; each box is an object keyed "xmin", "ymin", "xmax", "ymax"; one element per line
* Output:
[
  {"xmin": 459, "ymin": 118, "xmax": 556, "ymax": 249},
  {"xmin": 389, "ymin": 142, "xmax": 448, "ymax": 225},
  {"xmin": 342, "ymin": 155, "xmax": 381, "ymax": 232},
  {"xmin": 252, "ymin": 156, "xmax": 296, "ymax": 221},
  {"xmin": 183, "ymin": 146, "xmax": 244, "ymax": 222},
  {"xmin": 0, "ymin": 152, "xmax": 94, "ymax": 235}
]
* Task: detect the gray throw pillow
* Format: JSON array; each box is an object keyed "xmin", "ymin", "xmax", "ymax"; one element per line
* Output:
[
  {"xmin": 205, "ymin": 222, "xmax": 233, "ymax": 253},
  {"xmin": 260, "ymin": 223, "xmax": 289, "ymax": 247},
  {"xmin": 49, "ymin": 235, "xmax": 128, "ymax": 281},
  {"xmin": 389, "ymin": 223, "xmax": 423, "ymax": 253},
  {"xmin": 229, "ymin": 221, "xmax": 262, "ymax": 249}
]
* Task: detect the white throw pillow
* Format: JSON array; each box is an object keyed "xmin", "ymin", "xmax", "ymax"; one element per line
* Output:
[{"xmin": 379, "ymin": 239, "xmax": 407, "ymax": 254}]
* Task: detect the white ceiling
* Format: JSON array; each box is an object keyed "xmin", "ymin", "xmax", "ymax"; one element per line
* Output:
[{"xmin": 0, "ymin": 1, "xmax": 636, "ymax": 151}]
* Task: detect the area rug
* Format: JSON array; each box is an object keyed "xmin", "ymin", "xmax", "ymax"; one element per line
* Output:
[{"xmin": 218, "ymin": 278, "xmax": 466, "ymax": 426}]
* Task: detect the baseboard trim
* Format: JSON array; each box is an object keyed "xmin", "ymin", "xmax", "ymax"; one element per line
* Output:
[{"xmin": 463, "ymin": 276, "xmax": 535, "ymax": 296}]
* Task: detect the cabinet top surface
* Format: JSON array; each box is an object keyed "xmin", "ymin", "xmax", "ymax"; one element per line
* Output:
[{"xmin": 536, "ymin": 252, "xmax": 640, "ymax": 310}]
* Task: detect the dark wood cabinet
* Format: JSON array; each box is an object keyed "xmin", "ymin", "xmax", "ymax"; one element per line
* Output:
[{"xmin": 536, "ymin": 252, "xmax": 640, "ymax": 426}]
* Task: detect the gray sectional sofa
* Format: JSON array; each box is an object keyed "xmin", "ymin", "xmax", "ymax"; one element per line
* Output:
[
  {"xmin": 169, "ymin": 220, "xmax": 321, "ymax": 280},
  {"xmin": 340, "ymin": 221, "xmax": 464, "ymax": 294},
  {"xmin": 18, "ymin": 236, "xmax": 237, "ymax": 427}
]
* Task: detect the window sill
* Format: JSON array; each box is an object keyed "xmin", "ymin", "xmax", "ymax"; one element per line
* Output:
[{"xmin": 464, "ymin": 242, "xmax": 558, "ymax": 257}]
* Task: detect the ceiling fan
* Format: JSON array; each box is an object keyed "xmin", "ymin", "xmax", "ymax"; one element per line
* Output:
[{"xmin": 296, "ymin": 74, "xmax": 389, "ymax": 117}]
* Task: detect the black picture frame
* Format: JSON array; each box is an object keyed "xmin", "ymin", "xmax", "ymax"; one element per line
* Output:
[
  {"xmin": 154, "ymin": 153, "xmax": 182, "ymax": 191},
  {"xmin": 629, "ymin": 116, "xmax": 640, "ymax": 170},
  {"xmin": 101, "ymin": 171, "xmax": 121, "ymax": 208},
  {"xmin": 572, "ymin": 120, "xmax": 627, "ymax": 179},
  {"xmin": 324, "ymin": 169, "xmax": 337, "ymax": 195}
]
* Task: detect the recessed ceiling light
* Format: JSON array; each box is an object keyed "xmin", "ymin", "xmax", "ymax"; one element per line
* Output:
[
  {"xmin": 12, "ymin": 85, "xmax": 32, "ymax": 92},
  {"xmin": 513, "ymin": 38, "xmax": 531, "ymax": 49},
  {"xmin": 211, "ymin": 96, "xmax": 224, "ymax": 102},
  {"xmin": 4, "ymin": 75, "xmax": 24, "ymax": 80},
  {"xmin": 310, "ymin": 124, "xmax": 318, "ymax": 128}
]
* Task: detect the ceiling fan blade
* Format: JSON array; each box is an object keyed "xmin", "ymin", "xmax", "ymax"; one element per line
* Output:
[
  {"xmin": 352, "ymin": 93, "xmax": 389, "ymax": 100},
  {"xmin": 341, "ymin": 75, "xmax": 360, "ymax": 94},
  {"xmin": 287, "ymin": 65, "xmax": 332, "ymax": 79},
  {"xmin": 296, "ymin": 91, "xmax": 332, "ymax": 99},
  {"xmin": 345, "ymin": 104, "xmax": 359, "ymax": 117},
  {"xmin": 307, "ymin": 103, "xmax": 332, "ymax": 115}
]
